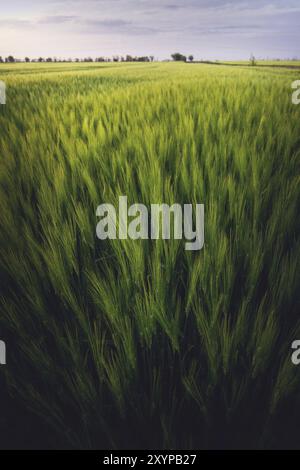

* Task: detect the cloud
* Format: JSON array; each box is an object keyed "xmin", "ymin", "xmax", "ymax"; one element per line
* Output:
[
  {"xmin": 0, "ymin": 19, "xmax": 32, "ymax": 28},
  {"xmin": 38, "ymin": 15, "xmax": 77, "ymax": 24},
  {"xmin": 80, "ymin": 18, "xmax": 159, "ymax": 35}
]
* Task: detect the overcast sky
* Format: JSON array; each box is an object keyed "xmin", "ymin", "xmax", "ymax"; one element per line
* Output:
[{"xmin": 0, "ymin": 0, "xmax": 299, "ymax": 60}]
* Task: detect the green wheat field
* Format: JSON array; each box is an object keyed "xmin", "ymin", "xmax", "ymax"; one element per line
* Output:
[{"xmin": 0, "ymin": 62, "xmax": 299, "ymax": 449}]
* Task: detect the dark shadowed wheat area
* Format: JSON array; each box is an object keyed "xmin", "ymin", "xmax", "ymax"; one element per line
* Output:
[{"xmin": 0, "ymin": 62, "xmax": 299, "ymax": 449}]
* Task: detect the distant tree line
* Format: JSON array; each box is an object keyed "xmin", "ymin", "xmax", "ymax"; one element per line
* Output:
[
  {"xmin": 0, "ymin": 54, "xmax": 192, "ymax": 63},
  {"xmin": 0, "ymin": 55, "xmax": 156, "ymax": 63},
  {"xmin": 1, "ymin": 54, "xmax": 298, "ymax": 65}
]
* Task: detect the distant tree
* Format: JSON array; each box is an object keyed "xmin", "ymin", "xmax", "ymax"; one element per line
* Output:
[
  {"xmin": 46, "ymin": 57, "xmax": 53, "ymax": 62},
  {"xmin": 133, "ymin": 56, "xmax": 150, "ymax": 62},
  {"xmin": 0, "ymin": 56, "xmax": 3, "ymax": 63},
  {"xmin": 113, "ymin": 56, "xmax": 119, "ymax": 62},
  {"xmin": 188, "ymin": 55, "xmax": 194, "ymax": 62},
  {"xmin": 149, "ymin": 56, "xmax": 154, "ymax": 62},
  {"xmin": 24, "ymin": 57, "xmax": 30, "ymax": 63},
  {"xmin": 38, "ymin": 57, "xmax": 44, "ymax": 62},
  {"xmin": 250, "ymin": 54, "xmax": 257, "ymax": 66},
  {"xmin": 6, "ymin": 55, "xmax": 15, "ymax": 63},
  {"xmin": 171, "ymin": 52, "xmax": 187, "ymax": 62}
]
